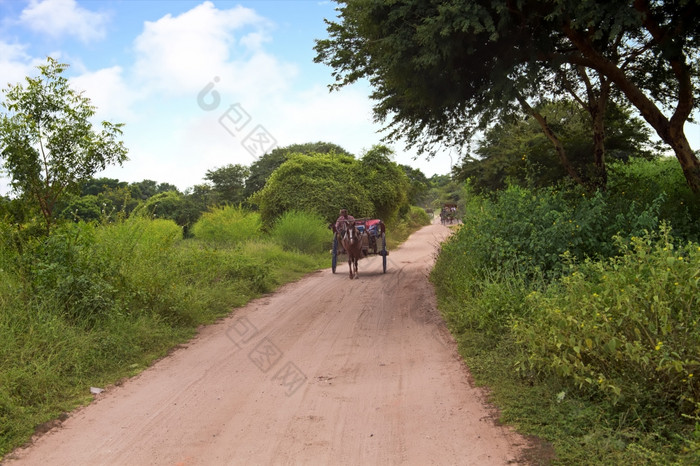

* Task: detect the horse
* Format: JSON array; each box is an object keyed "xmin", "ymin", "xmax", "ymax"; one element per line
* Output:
[{"xmin": 340, "ymin": 221, "xmax": 364, "ymax": 279}]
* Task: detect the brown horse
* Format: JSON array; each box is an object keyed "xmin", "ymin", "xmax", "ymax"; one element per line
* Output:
[{"xmin": 341, "ymin": 221, "xmax": 364, "ymax": 279}]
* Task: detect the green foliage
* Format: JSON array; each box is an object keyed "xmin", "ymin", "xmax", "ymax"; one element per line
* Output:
[
  {"xmin": 270, "ymin": 210, "xmax": 332, "ymax": 254},
  {"xmin": 190, "ymin": 205, "xmax": 261, "ymax": 244},
  {"xmin": 315, "ymin": 0, "xmax": 700, "ymax": 192},
  {"xmin": 359, "ymin": 145, "xmax": 410, "ymax": 223},
  {"xmin": 400, "ymin": 164, "xmax": 429, "ymax": 205},
  {"xmin": 204, "ymin": 163, "xmax": 249, "ymax": 205},
  {"xmin": 57, "ymin": 195, "xmax": 104, "ymax": 222},
  {"xmin": 457, "ymin": 101, "xmax": 658, "ymax": 193},
  {"xmin": 513, "ymin": 228, "xmax": 700, "ymax": 418},
  {"xmin": 0, "ymin": 57, "xmax": 128, "ymax": 232},
  {"xmin": 128, "ymin": 179, "xmax": 179, "ymax": 200},
  {"xmin": 27, "ymin": 222, "xmax": 122, "ymax": 325},
  {"xmin": 315, "ymin": 0, "xmax": 521, "ymax": 155},
  {"xmin": 250, "ymin": 147, "xmax": 413, "ymax": 227},
  {"xmin": 608, "ymin": 157, "xmax": 700, "ymax": 242},
  {"xmin": 453, "ymin": 182, "xmax": 664, "ymax": 281},
  {"xmin": 250, "ymin": 153, "xmax": 374, "ymax": 226},
  {"xmin": 131, "ymin": 191, "xmax": 200, "ymax": 233},
  {"xmin": 244, "ymin": 141, "xmax": 353, "ymax": 198},
  {"xmin": 81, "ymin": 177, "xmax": 128, "ymax": 196},
  {"xmin": 432, "ymin": 161, "xmax": 700, "ymax": 463}
]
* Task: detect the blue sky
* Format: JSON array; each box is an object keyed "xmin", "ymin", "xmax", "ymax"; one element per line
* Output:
[
  {"xmin": 2, "ymin": 1, "xmax": 699, "ymax": 195},
  {"xmin": 0, "ymin": 0, "xmax": 456, "ymax": 194}
]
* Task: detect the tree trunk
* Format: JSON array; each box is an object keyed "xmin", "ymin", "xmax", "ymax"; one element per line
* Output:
[
  {"xmin": 589, "ymin": 77, "xmax": 609, "ymax": 191},
  {"xmin": 563, "ymin": 22, "xmax": 700, "ymax": 195},
  {"xmin": 517, "ymin": 95, "xmax": 586, "ymax": 187}
]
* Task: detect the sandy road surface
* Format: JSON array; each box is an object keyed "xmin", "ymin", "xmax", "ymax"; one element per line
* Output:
[{"xmin": 6, "ymin": 222, "xmax": 532, "ymax": 465}]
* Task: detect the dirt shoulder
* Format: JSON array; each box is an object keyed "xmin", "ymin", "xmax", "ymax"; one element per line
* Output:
[{"xmin": 5, "ymin": 222, "xmax": 533, "ymax": 465}]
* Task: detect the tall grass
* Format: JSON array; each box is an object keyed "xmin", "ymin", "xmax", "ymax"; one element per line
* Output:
[
  {"xmin": 191, "ymin": 205, "xmax": 261, "ymax": 243},
  {"xmin": 0, "ymin": 210, "xmax": 325, "ymax": 459},
  {"xmin": 270, "ymin": 210, "xmax": 332, "ymax": 254},
  {"xmin": 386, "ymin": 206, "xmax": 431, "ymax": 248}
]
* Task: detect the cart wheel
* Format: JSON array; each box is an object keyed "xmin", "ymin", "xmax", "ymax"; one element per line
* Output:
[
  {"xmin": 332, "ymin": 237, "xmax": 338, "ymax": 273},
  {"xmin": 381, "ymin": 232, "xmax": 387, "ymax": 273}
]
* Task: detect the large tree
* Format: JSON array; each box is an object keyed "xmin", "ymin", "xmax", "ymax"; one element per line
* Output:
[
  {"xmin": 359, "ymin": 145, "xmax": 410, "ymax": 222},
  {"xmin": 547, "ymin": 0, "xmax": 700, "ymax": 193},
  {"xmin": 315, "ymin": 1, "xmax": 700, "ymax": 194},
  {"xmin": 204, "ymin": 163, "xmax": 249, "ymax": 205},
  {"xmin": 129, "ymin": 179, "xmax": 179, "ymax": 200},
  {"xmin": 400, "ymin": 163, "xmax": 429, "ymax": 206},
  {"xmin": 244, "ymin": 141, "xmax": 353, "ymax": 198},
  {"xmin": 0, "ymin": 58, "xmax": 128, "ymax": 232},
  {"xmin": 457, "ymin": 100, "xmax": 658, "ymax": 193},
  {"xmin": 249, "ymin": 153, "xmax": 373, "ymax": 227}
]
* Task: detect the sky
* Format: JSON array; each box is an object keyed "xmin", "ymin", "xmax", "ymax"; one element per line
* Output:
[
  {"xmin": 0, "ymin": 0, "xmax": 457, "ymax": 195},
  {"xmin": 2, "ymin": 1, "xmax": 699, "ymax": 196}
]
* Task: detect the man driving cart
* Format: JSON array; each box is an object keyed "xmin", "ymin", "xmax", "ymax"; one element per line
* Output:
[{"xmin": 332, "ymin": 209, "xmax": 355, "ymax": 253}]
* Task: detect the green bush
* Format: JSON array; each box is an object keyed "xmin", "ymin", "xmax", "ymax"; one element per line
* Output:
[
  {"xmin": 453, "ymin": 183, "xmax": 665, "ymax": 281},
  {"xmin": 608, "ymin": 158, "xmax": 700, "ymax": 242},
  {"xmin": 406, "ymin": 205, "xmax": 431, "ymax": 227},
  {"xmin": 513, "ymin": 227, "xmax": 700, "ymax": 416},
  {"xmin": 270, "ymin": 210, "xmax": 332, "ymax": 254},
  {"xmin": 27, "ymin": 222, "xmax": 121, "ymax": 325},
  {"xmin": 431, "ymin": 167, "xmax": 700, "ymax": 463},
  {"xmin": 191, "ymin": 205, "xmax": 261, "ymax": 243},
  {"xmin": 249, "ymin": 153, "xmax": 375, "ymax": 227}
]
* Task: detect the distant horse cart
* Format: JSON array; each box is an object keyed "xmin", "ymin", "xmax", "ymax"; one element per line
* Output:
[
  {"xmin": 440, "ymin": 204, "xmax": 458, "ymax": 225},
  {"xmin": 331, "ymin": 218, "xmax": 387, "ymax": 277}
]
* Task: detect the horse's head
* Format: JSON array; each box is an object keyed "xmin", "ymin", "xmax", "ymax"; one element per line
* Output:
[{"xmin": 343, "ymin": 221, "xmax": 358, "ymax": 242}]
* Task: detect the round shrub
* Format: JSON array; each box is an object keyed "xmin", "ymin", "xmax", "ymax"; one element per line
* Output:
[
  {"xmin": 270, "ymin": 210, "xmax": 332, "ymax": 254},
  {"xmin": 191, "ymin": 206, "xmax": 261, "ymax": 243}
]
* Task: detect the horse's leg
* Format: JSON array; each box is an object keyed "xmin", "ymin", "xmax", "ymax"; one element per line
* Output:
[
  {"xmin": 347, "ymin": 254, "xmax": 353, "ymax": 279},
  {"xmin": 353, "ymin": 255, "xmax": 359, "ymax": 279}
]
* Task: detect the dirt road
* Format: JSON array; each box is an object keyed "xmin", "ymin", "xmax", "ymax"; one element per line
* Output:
[{"xmin": 6, "ymin": 222, "xmax": 532, "ymax": 465}]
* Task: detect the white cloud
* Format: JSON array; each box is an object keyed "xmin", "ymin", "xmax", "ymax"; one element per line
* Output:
[
  {"xmin": 132, "ymin": 1, "xmax": 294, "ymax": 99},
  {"xmin": 0, "ymin": 42, "xmax": 36, "ymax": 87},
  {"xmin": 69, "ymin": 66, "xmax": 138, "ymax": 122},
  {"xmin": 20, "ymin": 0, "xmax": 109, "ymax": 43},
  {"xmin": 1, "ymin": 0, "xmax": 451, "ymax": 196}
]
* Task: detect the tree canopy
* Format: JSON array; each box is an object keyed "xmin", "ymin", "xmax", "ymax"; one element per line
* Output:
[
  {"xmin": 457, "ymin": 100, "xmax": 659, "ymax": 193},
  {"xmin": 204, "ymin": 163, "xmax": 249, "ymax": 206},
  {"xmin": 250, "ymin": 152, "xmax": 373, "ymax": 226},
  {"xmin": 315, "ymin": 1, "xmax": 700, "ymax": 193},
  {"xmin": 0, "ymin": 58, "xmax": 128, "ymax": 232},
  {"xmin": 250, "ymin": 146, "xmax": 411, "ymax": 226},
  {"xmin": 244, "ymin": 141, "xmax": 352, "ymax": 198},
  {"xmin": 359, "ymin": 145, "xmax": 410, "ymax": 222}
]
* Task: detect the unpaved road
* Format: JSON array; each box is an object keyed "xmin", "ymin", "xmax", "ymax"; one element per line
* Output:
[{"xmin": 6, "ymin": 221, "xmax": 533, "ymax": 465}]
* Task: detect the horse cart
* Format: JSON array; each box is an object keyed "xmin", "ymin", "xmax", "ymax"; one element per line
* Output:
[
  {"xmin": 332, "ymin": 218, "xmax": 387, "ymax": 274},
  {"xmin": 440, "ymin": 203, "xmax": 458, "ymax": 225}
]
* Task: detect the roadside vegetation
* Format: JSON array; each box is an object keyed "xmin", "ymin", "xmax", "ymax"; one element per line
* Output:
[{"xmin": 431, "ymin": 159, "xmax": 700, "ymax": 465}]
